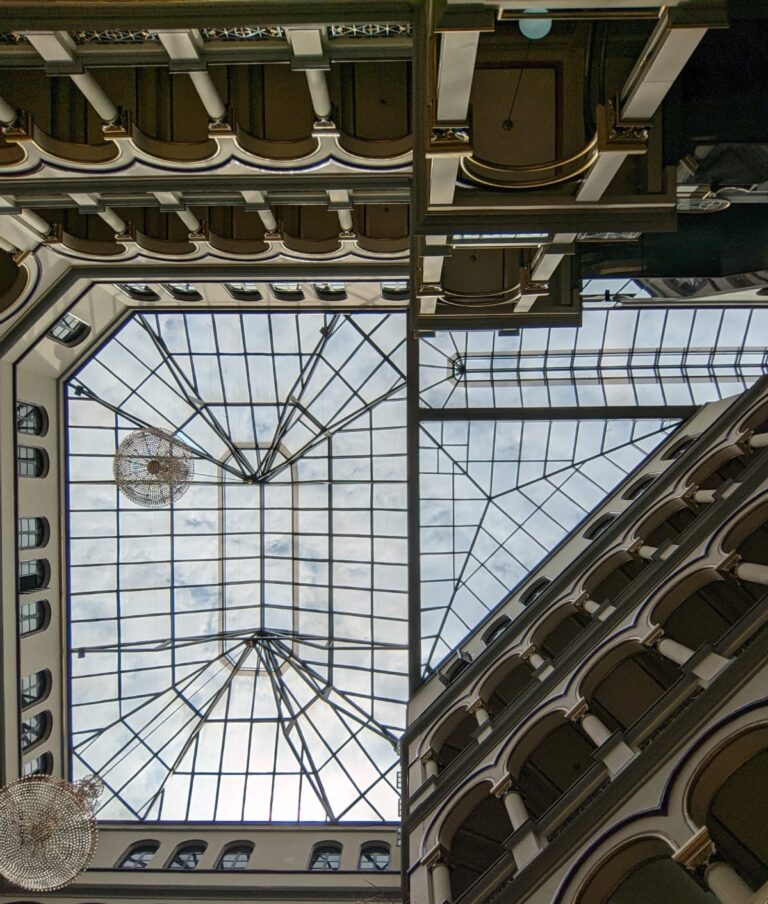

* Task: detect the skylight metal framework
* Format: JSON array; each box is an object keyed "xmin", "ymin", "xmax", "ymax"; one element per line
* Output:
[
  {"xmin": 67, "ymin": 311, "xmax": 408, "ymax": 823},
  {"xmin": 416, "ymin": 301, "xmax": 768, "ymax": 673}
]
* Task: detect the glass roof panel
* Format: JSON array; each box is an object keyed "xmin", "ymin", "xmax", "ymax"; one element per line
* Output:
[
  {"xmin": 67, "ymin": 311, "xmax": 408, "ymax": 823},
  {"xmin": 418, "ymin": 302, "xmax": 768, "ymax": 673}
]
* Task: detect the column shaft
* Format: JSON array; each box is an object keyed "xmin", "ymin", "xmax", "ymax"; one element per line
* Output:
[
  {"xmin": 0, "ymin": 94, "xmax": 17, "ymax": 125},
  {"xmin": 18, "ymin": 209, "xmax": 50, "ymax": 236},
  {"xmin": 305, "ymin": 69, "xmax": 332, "ymax": 120},
  {"xmin": 581, "ymin": 712, "xmax": 613, "ymax": 748},
  {"xmin": 502, "ymin": 789, "xmax": 529, "ymax": 832},
  {"xmin": 704, "ymin": 861, "xmax": 753, "ymax": 904},
  {"xmin": 693, "ymin": 489, "xmax": 716, "ymax": 504},
  {"xmin": 70, "ymin": 71, "xmax": 118, "ymax": 123},
  {"xmin": 177, "ymin": 209, "xmax": 201, "ymax": 233},
  {"xmin": 734, "ymin": 561, "xmax": 768, "ymax": 586},
  {"xmin": 98, "ymin": 208, "xmax": 126, "ymax": 233},
  {"xmin": 189, "ymin": 70, "xmax": 226, "ymax": 121},
  {"xmin": 431, "ymin": 861, "xmax": 452, "ymax": 904},
  {"xmin": 657, "ymin": 636, "xmax": 695, "ymax": 667},
  {"xmin": 749, "ymin": 433, "xmax": 768, "ymax": 449}
]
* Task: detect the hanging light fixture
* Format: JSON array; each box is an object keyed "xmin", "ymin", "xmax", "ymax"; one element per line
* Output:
[
  {"xmin": 519, "ymin": 8, "xmax": 552, "ymax": 40},
  {"xmin": 113, "ymin": 427, "xmax": 195, "ymax": 508},
  {"xmin": 0, "ymin": 774, "xmax": 102, "ymax": 891}
]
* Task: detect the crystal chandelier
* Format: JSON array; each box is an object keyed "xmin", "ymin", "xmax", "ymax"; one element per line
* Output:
[
  {"xmin": 113, "ymin": 427, "xmax": 195, "ymax": 507},
  {"xmin": 0, "ymin": 774, "xmax": 102, "ymax": 891}
]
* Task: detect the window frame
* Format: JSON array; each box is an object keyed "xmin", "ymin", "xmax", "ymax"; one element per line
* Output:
[
  {"xmin": 16, "ymin": 402, "xmax": 47, "ymax": 436},
  {"xmin": 216, "ymin": 842, "xmax": 254, "ymax": 871},
  {"xmin": 20, "ymin": 710, "xmax": 51, "ymax": 752},
  {"xmin": 17, "ymin": 445, "xmax": 48, "ymax": 478},
  {"xmin": 18, "ymin": 559, "xmax": 49, "ymax": 594},
  {"xmin": 308, "ymin": 842, "xmax": 343, "ymax": 871},
  {"xmin": 19, "ymin": 600, "xmax": 50, "ymax": 636},
  {"xmin": 358, "ymin": 842, "xmax": 391, "ymax": 872},
  {"xmin": 117, "ymin": 842, "xmax": 160, "ymax": 870},
  {"xmin": 166, "ymin": 842, "xmax": 207, "ymax": 871},
  {"xmin": 18, "ymin": 517, "xmax": 48, "ymax": 550},
  {"xmin": 47, "ymin": 312, "xmax": 91, "ymax": 347},
  {"xmin": 20, "ymin": 670, "xmax": 51, "ymax": 709}
]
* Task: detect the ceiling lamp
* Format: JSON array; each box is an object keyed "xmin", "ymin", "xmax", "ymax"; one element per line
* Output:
[
  {"xmin": 520, "ymin": 9, "xmax": 552, "ymax": 40},
  {"xmin": 0, "ymin": 775, "xmax": 102, "ymax": 891},
  {"xmin": 113, "ymin": 427, "xmax": 195, "ymax": 508}
]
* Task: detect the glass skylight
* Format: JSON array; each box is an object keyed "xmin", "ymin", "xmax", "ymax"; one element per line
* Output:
[
  {"xmin": 66, "ymin": 311, "xmax": 408, "ymax": 822},
  {"xmin": 418, "ymin": 303, "xmax": 768, "ymax": 672}
]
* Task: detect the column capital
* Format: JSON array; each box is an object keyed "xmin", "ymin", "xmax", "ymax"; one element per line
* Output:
[
  {"xmin": 717, "ymin": 550, "xmax": 742, "ymax": 577},
  {"xmin": 519, "ymin": 644, "xmax": 539, "ymax": 664},
  {"xmin": 672, "ymin": 826, "xmax": 715, "ymax": 873},
  {"xmin": 420, "ymin": 748, "xmax": 438, "ymax": 766},
  {"xmin": 490, "ymin": 774, "xmax": 514, "ymax": 799},
  {"xmin": 466, "ymin": 697, "xmax": 487, "ymax": 716},
  {"xmin": 564, "ymin": 698, "xmax": 588, "ymax": 723},
  {"xmin": 422, "ymin": 843, "xmax": 451, "ymax": 870},
  {"xmin": 640, "ymin": 624, "xmax": 664, "ymax": 647}
]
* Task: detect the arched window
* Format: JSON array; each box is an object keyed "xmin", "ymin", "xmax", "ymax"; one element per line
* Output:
[
  {"xmin": 520, "ymin": 578, "xmax": 550, "ymax": 607},
  {"xmin": 483, "ymin": 617, "xmax": 511, "ymax": 646},
  {"xmin": 217, "ymin": 843, "xmax": 253, "ymax": 870},
  {"xmin": 21, "ymin": 711, "xmax": 50, "ymax": 751},
  {"xmin": 16, "ymin": 402, "xmax": 46, "ymax": 436},
  {"xmin": 583, "ymin": 514, "xmax": 617, "ymax": 541},
  {"xmin": 118, "ymin": 842, "xmax": 159, "ymax": 869},
  {"xmin": 309, "ymin": 842, "xmax": 342, "ymax": 871},
  {"xmin": 164, "ymin": 283, "xmax": 203, "ymax": 302},
  {"xmin": 18, "ymin": 518, "xmax": 47, "ymax": 550},
  {"xmin": 661, "ymin": 436, "xmax": 695, "ymax": 461},
  {"xmin": 118, "ymin": 283, "xmax": 160, "ymax": 302},
  {"xmin": 17, "ymin": 446, "xmax": 48, "ymax": 478},
  {"xmin": 439, "ymin": 656, "xmax": 472, "ymax": 686},
  {"xmin": 23, "ymin": 752, "xmax": 53, "ymax": 776},
  {"xmin": 19, "ymin": 600, "xmax": 49, "ymax": 635},
  {"xmin": 168, "ymin": 842, "xmax": 206, "ymax": 870},
  {"xmin": 48, "ymin": 312, "xmax": 90, "ymax": 346},
  {"xmin": 226, "ymin": 282, "xmax": 263, "ymax": 302},
  {"xmin": 622, "ymin": 474, "xmax": 656, "ymax": 500},
  {"xmin": 314, "ymin": 281, "xmax": 347, "ymax": 301},
  {"xmin": 18, "ymin": 559, "xmax": 48, "ymax": 594},
  {"xmin": 270, "ymin": 282, "xmax": 305, "ymax": 301},
  {"xmin": 358, "ymin": 843, "xmax": 390, "ymax": 871},
  {"xmin": 20, "ymin": 670, "xmax": 50, "ymax": 709}
]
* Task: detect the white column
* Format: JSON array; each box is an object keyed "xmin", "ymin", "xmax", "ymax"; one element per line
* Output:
[
  {"xmin": 188, "ymin": 70, "xmax": 226, "ymax": 121},
  {"xmin": 158, "ymin": 30, "xmax": 226, "ymax": 122},
  {"xmin": 430, "ymin": 859, "xmax": 452, "ymax": 904},
  {"xmin": 693, "ymin": 489, "xmax": 716, "ymax": 504},
  {"xmin": 580, "ymin": 712, "xmax": 613, "ymax": 748},
  {"xmin": 500, "ymin": 787, "xmax": 529, "ymax": 832},
  {"xmin": 18, "ymin": 209, "xmax": 50, "ymax": 236},
  {"xmin": 635, "ymin": 544, "xmax": 658, "ymax": 561},
  {"xmin": 97, "ymin": 208, "xmax": 127, "ymax": 234},
  {"xmin": 337, "ymin": 208, "xmax": 353, "ymax": 232},
  {"xmin": 656, "ymin": 636, "xmax": 696, "ymax": 666},
  {"xmin": 470, "ymin": 702, "xmax": 490, "ymax": 730},
  {"xmin": 0, "ymin": 94, "xmax": 17, "ymax": 126},
  {"xmin": 26, "ymin": 32, "xmax": 118, "ymax": 123},
  {"xmin": 749, "ymin": 433, "xmax": 768, "ymax": 449},
  {"xmin": 240, "ymin": 191, "xmax": 278, "ymax": 232},
  {"xmin": 70, "ymin": 71, "xmax": 119, "ymax": 123},
  {"xmin": 734, "ymin": 561, "xmax": 768, "ymax": 586},
  {"xmin": 421, "ymin": 751, "xmax": 439, "ymax": 781},
  {"xmin": 176, "ymin": 209, "xmax": 201, "ymax": 233},
  {"xmin": 704, "ymin": 861, "xmax": 753, "ymax": 904},
  {"xmin": 305, "ymin": 69, "xmax": 332, "ymax": 121},
  {"xmin": 522, "ymin": 647, "xmax": 546, "ymax": 671}
]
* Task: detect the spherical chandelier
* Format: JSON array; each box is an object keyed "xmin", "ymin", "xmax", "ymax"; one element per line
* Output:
[
  {"xmin": 113, "ymin": 427, "xmax": 195, "ymax": 507},
  {"xmin": 0, "ymin": 774, "xmax": 103, "ymax": 891}
]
